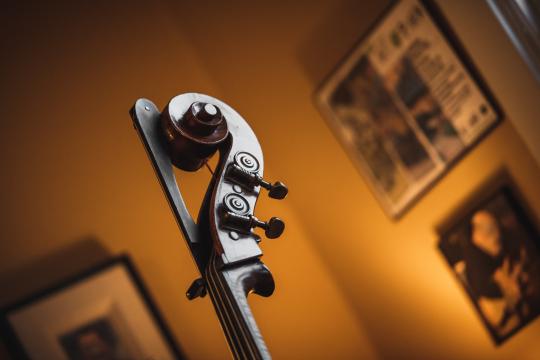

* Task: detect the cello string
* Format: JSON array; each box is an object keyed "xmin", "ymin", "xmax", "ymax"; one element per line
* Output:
[
  {"xmin": 206, "ymin": 254, "xmax": 243, "ymax": 360},
  {"xmin": 205, "ymin": 162, "xmax": 214, "ymax": 175}
]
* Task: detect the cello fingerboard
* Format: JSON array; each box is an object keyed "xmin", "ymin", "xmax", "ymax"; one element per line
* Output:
[{"xmin": 205, "ymin": 253, "xmax": 271, "ymax": 360}]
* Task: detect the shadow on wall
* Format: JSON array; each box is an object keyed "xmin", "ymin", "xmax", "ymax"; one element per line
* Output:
[
  {"xmin": 296, "ymin": 0, "xmax": 390, "ymax": 86},
  {"xmin": 0, "ymin": 236, "xmax": 110, "ymax": 308}
]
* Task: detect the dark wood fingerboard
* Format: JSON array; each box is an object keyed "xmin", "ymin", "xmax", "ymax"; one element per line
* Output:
[{"xmin": 205, "ymin": 253, "xmax": 271, "ymax": 360}]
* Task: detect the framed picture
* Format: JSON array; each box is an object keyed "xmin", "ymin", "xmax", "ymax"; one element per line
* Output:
[
  {"xmin": 438, "ymin": 184, "xmax": 540, "ymax": 344},
  {"xmin": 1, "ymin": 255, "xmax": 185, "ymax": 359},
  {"xmin": 315, "ymin": 0, "xmax": 501, "ymax": 219}
]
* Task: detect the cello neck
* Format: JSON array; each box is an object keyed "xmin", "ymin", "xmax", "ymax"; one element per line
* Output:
[{"xmin": 205, "ymin": 254, "xmax": 273, "ymax": 360}]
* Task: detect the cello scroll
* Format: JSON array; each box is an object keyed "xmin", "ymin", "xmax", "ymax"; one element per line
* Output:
[{"xmin": 130, "ymin": 92, "xmax": 288, "ymax": 359}]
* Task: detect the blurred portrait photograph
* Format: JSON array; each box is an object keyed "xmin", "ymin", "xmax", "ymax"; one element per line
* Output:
[
  {"xmin": 1, "ymin": 256, "xmax": 183, "ymax": 359},
  {"xmin": 59, "ymin": 311, "xmax": 141, "ymax": 360},
  {"xmin": 439, "ymin": 185, "xmax": 540, "ymax": 344}
]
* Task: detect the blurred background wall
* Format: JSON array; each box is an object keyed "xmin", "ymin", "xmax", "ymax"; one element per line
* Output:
[{"xmin": 1, "ymin": 0, "xmax": 539, "ymax": 359}]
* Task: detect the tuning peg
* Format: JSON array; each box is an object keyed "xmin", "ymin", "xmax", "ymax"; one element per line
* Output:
[
  {"xmin": 186, "ymin": 278, "xmax": 206, "ymax": 300},
  {"xmin": 258, "ymin": 216, "xmax": 285, "ymax": 239},
  {"xmin": 259, "ymin": 180, "xmax": 288, "ymax": 200},
  {"xmin": 222, "ymin": 210, "xmax": 285, "ymax": 239},
  {"xmin": 226, "ymin": 162, "xmax": 288, "ymax": 199},
  {"xmin": 161, "ymin": 101, "xmax": 228, "ymax": 171}
]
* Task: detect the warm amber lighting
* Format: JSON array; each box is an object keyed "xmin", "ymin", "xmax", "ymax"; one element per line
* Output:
[{"xmin": 1, "ymin": 0, "xmax": 539, "ymax": 359}]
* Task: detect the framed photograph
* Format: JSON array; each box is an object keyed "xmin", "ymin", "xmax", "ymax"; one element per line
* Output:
[
  {"xmin": 1, "ymin": 255, "xmax": 185, "ymax": 359},
  {"xmin": 315, "ymin": 0, "xmax": 501, "ymax": 219},
  {"xmin": 438, "ymin": 185, "xmax": 540, "ymax": 344}
]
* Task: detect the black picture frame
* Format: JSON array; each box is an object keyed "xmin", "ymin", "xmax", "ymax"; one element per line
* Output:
[
  {"xmin": 438, "ymin": 181, "xmax": 540, "ymax": 345},
  {"xmin": 315, "ymin": 0, "xmax": 502, "ymax": 219},
  {"xmin": 0, "ymin": 255, "xmax": 186, "ymax": 359}
]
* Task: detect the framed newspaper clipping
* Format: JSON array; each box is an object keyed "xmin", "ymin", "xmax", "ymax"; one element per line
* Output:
[{"xmin": 316, "ymin": 0, "xmax": 501, "ymax": 219}]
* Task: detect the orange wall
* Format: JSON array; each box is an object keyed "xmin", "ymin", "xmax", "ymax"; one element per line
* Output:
[{"xmin": 1, "ymin": 1, "xmax": 540, "ymax": 360}]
